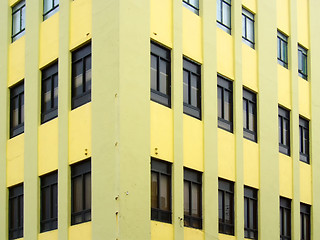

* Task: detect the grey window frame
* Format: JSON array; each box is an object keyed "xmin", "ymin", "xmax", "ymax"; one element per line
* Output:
[
  {"xmin": 300, "ymin": 203, "xmax": 310, "ymax": 240},
  {"xmin": 12, "ymin": 0, "xmax": 25, "ymax": 42},
  {"xmin": 244, "ymin": 186, "xmax": 258, "ymax": 240},
  {"xmin": 298, "ymin": 45, "xmax": 308, "ymax": 80},
  {"xmin": 43, "ymin": 0, "xmax": 59, "ymax": 20},
  {"xmin": 217, "ymin": 0, "xmax": 231, "ymax": 34},
  {"xmin": 279, "ymin": 106, "xmax": 290, "ymax": 156},
  {"xmin": 242, "ymin": 8, "xmax": 255, "ymax": 48},
  {"xmin": 243, "ymin": 88, "xmax": 257, "ymax": 142},
  {"xmin": 277, "ymin": 31, "xmax": 289, "ymax": 68},
  {"xmin": 182, "ymin": 0, "xmax": 199, "ymax": 15},
  {"xmin": 218, "ymin": 75, "xmax": 233, "ymax": 132},
  {"xmin": 280, "ymin": 197, "xmax": 291, "ymax": 240},
  {"xmin": 10, "ymin": 81, "xmax": 24, "ymax": 138},
  {"xmin": 9, "ymin": 184, "xmax": 24, "ymax": 240},
  {"xmin": 299, "ymin": 117, "xmax": 309, "ymax": 164},
  {"xmin": 218, "ymin": 178, "xmax": 234, "ymax": 235}
]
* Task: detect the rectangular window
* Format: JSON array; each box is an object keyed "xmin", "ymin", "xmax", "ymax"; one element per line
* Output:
[
  {"xmin": 43, "ymin": 0, "xmax": 59, "ymax": 20},
  {"xmin": 183, "ymin": 58, "xmax": 201, "ymax": 119},
  {"xmin": 300, "ymin": 203, "xmax": 310, "ymax": 240},
  {"xmin": 151, "ymin": 158, "xmax": 172, "ymax": 223},
  {"xmin": 71, "ymin": 158, "xmax": 91, "ymax": 225},
  {"xmin": 278, "ymin": 31, "xmax": 288, "ymax": 68},
  {"xmin": 217, "ymin": 0, "xmax": 231, "ymax": 34},
  {"xmin": 280, "ymin": 197, "xmax": 291, "ymax": 240},
  {"xmin": 72, "ymin": 43, "xmax": 92, "ymax": 110},
  {"xmin": 10, "ymin": 81, "xmax": 24, "ymax": 138},
  {"xmin": 40, "ymin": 171, "xmax": 58, "ymax": 233},
  {"xmin": 218, "ymin": 75, "xmax": 233, "ymax": 132},
  {"xmin": 299, "ymin": 117, "xmax": 309, "ymax": 164},
  {"xmin": 242, "ymin": 8, "xmax": 255, "ymax": 48},
  {"xmin": 41, "ymin": 61, "xmax": 58, "ymax": 124},
  {"xmin": 150, "ymin": 42, "xmax": 171, "ymax": 107},
  {"xmin": 182, "ymin": 0, "xmax": 199, "ymax": 15},
  {"xmin": 298, "ymin": 45, "xmax": 308, "ymax": 80},
  {"xmin": 243, "ymin": 88, "xmax": 257, "ymax": 142},
  {"xmin": 279, "ymin": 106, "xmax": 290, "ymax": 156},
  {"xmin": 244, "ymin": 186, "xmax": 258, "ymax": 240},
  {"xmin": 184, "ymin": 168, "xmax": 202, "ymax": 229},
  {"xmin": 12, "ymin": 0, "xmax": 25, "ymax": 42},
  {"xmin": 9, "ymin": 184, "xmax": 23, "ymax": 240},
  {"xmin": 218, "ymin": 178, "xmax": 234, "ymax": 235}
]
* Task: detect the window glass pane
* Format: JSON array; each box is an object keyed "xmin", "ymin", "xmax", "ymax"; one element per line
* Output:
[
  {"xmin": 52, "ymin": 184, "xmax": 58, "ymax": 218},
  {"xmin": 218, "ymin": 190, "xmax": 223, "ymax": 220},
  {"xmin": 20, "ymin": 94, "xmax": 24, "ymax": 124},
  {"xmin": 183, "ymin": 71, "xmax": 189, "ymax": 104},
  {"xmin": 12, "ymin": 12, "xmax": 20, "ymax": 35},
  {"xmin": 151, "ymin": 55, "xmax": 157, "ymax": 91},
  {"xmin": 222, "ymin": 2, "xmax": 231, "ymax": 27},
  {"xmin": 218, "ymin": 87, "xmax": 223, "ymax": 118},
  {"xmin": 151, "ymin": 172, "xmax": 158, "ymax": 208},
  {"xmin": 12, "ymin": 97, "xmax": 19, "ymax": 127},
  {"xmin": 224, "ymin": 91, "xmax": 232, "ymax": 121},
  {"xmin": 191, "ymin": 183, "xmax": 201, "ymax": 217},
  {"xmin": 298, "ymin": 51, "xmax": 302, "ymax": 71},
  {"xmin": 85, "ymin": 56, "xmax": 92, "ymax": 91},
  {"xmin": 43, "ymin": 0, "xmax": 51, "ymax": 13},
  {"xmin": 159, "ymin": 60, "xmax": 169, "ymax": 95},
  {"xmin": 84, "ymin": 173, "xmax": 91, "ymax": 210},
  {"xmin": 244, "ymin": 198, "xmax": 248, "ymax": 228},
  {"xmin": 21, "ymin": 6, "xmax": 26, "ymax": 30},
  {"xmin": 160, "ymin": 174, "xmax": 170, "ymax": 211},
  {"xmin": 42, "ymin": 187, "xmax": 50, "ymax": 220},
  {"xmin": 249, "ymin": 102, "xmax": 255, "ymax": 131},
  {"xmin": 282, "ymin": 41, "xmax": 287, "ymax": 62},
  {"xmin": 73, "ymin": 61, "xmax": 83, "ymax": 96},
  {"xmin": 284, "ymin": 119, "xmax": 289, "ymax": 145},
  {"xmin": 306, "ymin": 215, "xmax": 310, "ymax": 239},
  {"xmin": 184, "ymin": 181, "xmax": 190, "ymax": 215},
  {"xmin": 225, "ymin": 192, "xmax": 232, "ymax": 223},
  {"xmin": 247, "ymin": 20, "xmax": 254, "ymax": 42},
  {"xmin": 242, "ymin": 15, "xmax": 246, "ymax": 38},
  {"xmin": 53, "ymin": 75, "xmax": 58, "ymax": 108},
  {"xmin": 191, "ymin": 74, "xmax": 199, "ymax": 108},
  {"xmin": 279, "ymin": 117, "xmax": 282, "ymax": 144},
  {"xmin": 54, "ymin": 0, "xmax": 59, "ymax": 6},
  {"xmin": 278, "ymin": 38, "xmax": 281, "ymax": 59},
  {"xmin": 190, "ymin": 0, "xmax": 199, "ymax": 8},
  {"xmin": 243, "ymin": 100, "xmax": 247, "ymax": 129},
  {"xmin": 73, "ymin": 176, "xmax": 83, "ymax": 213},
  {"xmin": 217, "ymin": 0, "xmax": 222, "ymax": 22},
  {"xmin": 43, "ymin": 79, "xmax": 52, "ymax": 111}
]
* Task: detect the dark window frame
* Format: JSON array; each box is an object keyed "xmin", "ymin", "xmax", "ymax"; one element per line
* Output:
[
  {"xmin": 298, "ymin": 44, "xmax": 308, "ymax": 80},
  {"xmin": 244, "ymin": 186, "xmax": 258, "ymax": 240},
  {"xmin": 71, "ymin": 43, "xmax": 92, "ymax": 110},
  {"xmin": 43, "ymin": 0, "xmax": 59, "ymax": 20},
  {"xmin": 279, "ymin": 106, "xmax": 291, "ymax": 156},
  {"xmin": 300, "ymin": 203, "xmax": 310, "ymax": 240},
  {"xmin": 9, "ymin": 184, "xmax": 24, "ymax": 240},
  {"xmin": 218, "ymin": 75, "xmax": 233, "ymax": 132},
  {"xmin": 71, "ymin": 158, "xmax": 91, "ymax": 225},
  {"xmin": 277, "ymin": 31, "xmax": 289, "ymax": 68},
  {"xmin": 299, "ymin": 117, "xmax": 309, "ymax": 164},
  {"xmin": 41, "ymin": 61, "xmax": 58, "ymax": 124},
  {"xmin": 11, "ymin": 0, "xmax": 25, "ymax": 42},
  {"xmin": 150, "ymin": 41, "xmax": 171, "ymax": 107},
  {"xmin": 218, "ymin": 178, "xmax": 234, "ymax": 235},
  {"xmin": 151, "ymin": 158, "xmax": 172, "ymax": 224},
  {"xmin": 217, "ymin": 0, "xmax": 232, "ymax": 34},
  {"xmin": 182, "ymin": 0, "xmax": 199, "ymax": 15},
  {"xmin": 243, "ymin": 88, "xmax": 257, "ymax": 142},
  {"xmin": 10, "ymin": 81, "xmax": 24, "ymax": 138},
  {"xmin": 40, "ymin": 171, "xmax": 58, "ymax": 233},
  {"xmin": 280, "ymin": 197, "xmax": 291, "ymax": 240},
  {"xmin": 183, "ymin": 58, "xmax": 201, "ymax": 120},
  {"xmin": 242, "ymin": 8, "xmax": 255, "ymax": 48}
]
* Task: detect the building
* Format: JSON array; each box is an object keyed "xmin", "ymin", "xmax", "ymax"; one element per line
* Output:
[{"xmin": 0, "ymin": 0, "xmax": 320, "ymax": 239}]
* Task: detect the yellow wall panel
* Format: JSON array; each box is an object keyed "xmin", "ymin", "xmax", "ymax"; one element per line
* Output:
[
  {"xmin": 278, "ymin": 65, "xmax": 291, "ymax": 109},
  {"xmin": 182, "ymin": 8, "xmax": 202, "ymax": 63},
  {"xmin": 219, "ymin": 233, "xmax": 236, "ymax": 240},
  {"xmin": 279, "ymin": 154, "xmax": 293, "ymax": 198},
  {"xmin": 38, "ymin": 119, "xmax": 58, "ymax": 176},
  {"xmin": 69, "ymin": 103, "xmax": 92, "ymax": 164},
  {"xmin": 150, "ymin": 102, "xmax": 173, "ymax": 162},
  {"xmin": 297, "ymin": 0, "xmax": 309, "ymax": 48},
  {"xmin": 300, "ymin": 162, "xmax": 312, "ymax": 204},
  {"xmin": 242, "ymin": 44, "xmax": 258, "ymax": 92},
  {"xmin": 8, "ymin": 37, "xmax": 25, "ymax": 87},
  {"xmin": 183, "ymin": 115, "xmax": 203, "ymax": 172},
  {"xmin": 69, "ymin": 222, "xmax": 92, "ymax": 240},
  {"xmin": 242, "ymin": 0, "xmax": 256, "ymax": 13},
  {"xmin": 150, "ymin": 0, "xmax": 172, "ymax": 47},
  {"xmin": 7, "ymin": 135, "xmax": 24, "ymax": 186},
  {"xmin": 218, "ymin": 129, "xmax": 235, "ymax": 181},
  {"xmin": 151, "ymin": 221, "xmax": 173, "ymax": 240},
  {"xmin": 184, "ymin": 227, "xmax": 204, "ymax": 240},
  {"xmin": 217, "ymin": 28, "xmax": 234, "ymax": 80},
  {"xmin": 243, "ymin": 139, "xmax": 259, "ymax": 188},
  {"xmin": 38, "ymin": 229, "xmax": 58, "ymax": 240},
  {"xmin": 277, "ymin": 0, "xmax": 289, "ymax": 34},
  {"xmin": 298, "ymin": 78, "xmax": 310, "ymax": 119}
]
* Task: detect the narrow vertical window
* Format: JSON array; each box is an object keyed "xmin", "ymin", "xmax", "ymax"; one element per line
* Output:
[
  {"xmin": 151, "ymin": 158, "xmax": 172, "ymax": 223},
  {"xmin": 279, "ymin": 106, "xmax": 290, "ymax": 156},
  {"xmin": 10, "ymin": 81, "xmax": 24, "ymax": 138},
  {"xmin": 300, "ymin": 203, "xmax": 311, "ymax": 240},
  {"xmin": 280, "ymin": 197, "xmax": 291, "ymax": 240},
  {"xmin": 217, "ymin": 0, "xmax": 231, "ymax": 34},
  {"xmin": 12, "ymin": 0, "xmax": 26, "ymax": 42},
  {"xmin": 41, "ymin": 61, "xmax": 58, "ymax": 124},
  {"xmin": 183, "ymin": 58, "xmax": 201, "ymax": 119},
  {"xmin": 43, "ymin": 0, "xmax": 59, "ymax": 20},
  {"xmin": 71, "ymin": 43, "xmax": 92, "ymax": 110},
  {"xmin": 244, "ymin": 186, "xmax": 258, "ymax": 240},
  {"xmin": 243, "ymin": 88, "xmax": 257, "ymax": 142},
  {"xmin": 40, "ymin": 171, "xmax": 58, "ymax": 232},
  {"xmin": 299, "ymin": 117, "xmax": 309, "ymax": 164},
  {"xmin": 218, "ymin": 178, "xmax": 234, "ymax": 235},
  {"xmin": 182, "ymin": 0, "xmax": 199, "ymax": 15},
  {"xmin": 9, "ymin": 184, "xmax": 24, "ymax": 240},
  {"xmin": 218, "ymin": 75, "xmax": 233, "ymax": 132},
  {"xmin": 150, "ymin": 42, "xmax": 171, "ymax": 107},
  {"xmin": 277, "ymin": 31, "xmax": 289, "ymax": 68},
  {"xmin": 298, "ymin": 45, "xmax": 308, "ymax": 80},
  {"xmin": 71, "ymin": 159, "xmax": 91, "ymax": 225},
  {"xmin": 242, "ymin": 8, "xmax": 255, "ymax": 48},
  {"xmin": 184, "ymin": 168, "xmax": 202, "ymax": 229}
]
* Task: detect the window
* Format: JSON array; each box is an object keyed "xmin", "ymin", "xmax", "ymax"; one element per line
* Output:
[
  {"xmin": 10, "ymin": 81, "xmax": 24, "ymax": 138},
  {"xmin": 43, "ymin": 0, "xmax": 59, "ymax": 20},
  {"xmin": 151, "ymin": 158, "xmax": 172, "ymax": 223},
  {"xmin": 72, "ymin": 43, "xmax": 91, "ymax": 110},
  {"xmin": 244, "ymin": 186, "xmax": 258, "ymax": 240},
  {"xmin": 150, "ymin": 42, "xmax": 171, "ymax": 107},
  {"xmin": 280, "ymin": 197, "xmax": 291, "ymax": 240},
  {"xmin": 278, "ymin": 31, "xmax": 288, "ymax": 68},
  {"xmin": 242, "ymin": 8, "xmax": 255, "ymax": 48},
  {"xmin": 300, "ymin": 203, "xmax": 310, "ymax": 240},
  {"xmin": 71, "ymin": 159, "xmax": 91, "ymax": 225},
  {"xmin": 279, "ymin": 106, "xmax": 290, "ymax": 156},
  {"xmin": 182, "ymin": 0, "xmax": 199, "ymax": 15},
  {"xmin": 298, "ymin": 45, "xmax": 308, "ymax": 80},
  {"xmin": 41, "ymin": 62, "xmax": 58, "ymax": 124},
  {"xmin": 299, "ymin": 117, "xmax": 309, "ymax": 164},
  {"xmin": 183, "ymin": 58, "xmax": 201, "ymax": 119},
  {"xmin": 217, "ymin": 0, "xmax": 231, "ymax": 34},
  {"xmin": 218, "ymin": 75, "xmax": 233, "ymax": 132},
  {"xmin": 184, "ymin": 168, "xmax": 202, "ymax": 229},
  {"xmin": 243, "ymin": 88, "xmax": 257, "ymax": 142},
  {"xmin": 9, "ymin": 184, "xmax": 23, "ymax": 240},
  {"xmin": 40, "ymin": 171, "xmax": 58, "ymax": 232},
  {"xmin": 218, "ymin": 178, "xmax": 234, "ymax": 235},
  {"xmin": 12, "ymin": 0, "xmax": 25, "ymax": 42}
]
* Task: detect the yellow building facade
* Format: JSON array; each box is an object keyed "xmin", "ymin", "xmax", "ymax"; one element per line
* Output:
[{"xmin": 0, "ymin": 0, "xmax": 320, "ymax": 239}]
